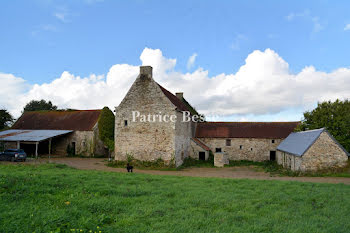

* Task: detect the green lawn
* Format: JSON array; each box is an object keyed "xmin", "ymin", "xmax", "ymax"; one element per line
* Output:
[{"xmin": 1, "ymin": 164, "xmax": 350, "ymax": 233}]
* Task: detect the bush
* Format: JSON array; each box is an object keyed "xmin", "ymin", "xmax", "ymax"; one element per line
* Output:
[{"xmin": 98, "ymin": 107, "xmax": 115, "ymax": 151}]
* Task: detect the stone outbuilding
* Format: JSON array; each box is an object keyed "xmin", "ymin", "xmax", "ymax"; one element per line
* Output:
[
  {"xmin": 276, "ymin": 128, "xmax": 349, "ymax": 171},
  {"xmin": 195, "ymin": 122, "xmax": 299, "ymax": 162},
  {"xmin": 190, "ymin": 138, "xmax": 210, "ymax": 161},
  {"xmin": 3, "ymin": 110, "xmax": 107, "ymax": 157}
]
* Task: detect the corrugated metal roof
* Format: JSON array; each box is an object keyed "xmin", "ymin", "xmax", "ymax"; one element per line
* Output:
[
  {"xmin": 276, "ymin": 128, "xmax": 325, "ymax": 156},
  {"xmin": 12, "ymin": 110, "xmax": 101, "ymax": 131},
  {"xmin": 0, "ymin": 129, "xmax": 72, "ymax": 142},
  {"xmin": 195, "ymin": 122, "xmax": 300, "ymax": 139}
]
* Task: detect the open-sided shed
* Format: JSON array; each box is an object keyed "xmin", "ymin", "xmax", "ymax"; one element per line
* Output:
[{"xmin": 0, "ymin": 129, "xmax": 72, "ymax": 157}]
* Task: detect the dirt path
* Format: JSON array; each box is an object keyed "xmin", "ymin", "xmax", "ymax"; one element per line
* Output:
[{"xmin": 25, "ymin": 157, "xmax": 350, "ymax": 185}]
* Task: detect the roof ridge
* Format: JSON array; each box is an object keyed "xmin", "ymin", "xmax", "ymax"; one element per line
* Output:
[
  {"xmin": 156, "ymin": 83, "xmax": 190, "ymax": 112},
  {"xmin": 25, "ymin": 109, "xmax": 102, "ymax": 113},
  {"xmin": 201, "ymin": 121, "xmax": 301, "ymax": 123}
]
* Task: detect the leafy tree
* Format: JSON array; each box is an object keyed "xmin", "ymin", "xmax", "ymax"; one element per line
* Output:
[
  {"xmin": 98, "ymin": 107, "xmax": 115, "ymax": 151},
  {"xmin": 0, "ymin": 109, "xmax": 14, "ymax": 130},
  {"xmin": 23, "ymin": 99, "xmax": 57, "ymax": 112},
  {"xmin": 297, "ymin": 99, "xmax": 350, "ymax": 152}
]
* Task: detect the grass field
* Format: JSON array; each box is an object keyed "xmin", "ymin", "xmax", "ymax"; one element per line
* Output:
[{"xmin": 1, "ymin": 163, "xmax": 350, "ymax": 233}]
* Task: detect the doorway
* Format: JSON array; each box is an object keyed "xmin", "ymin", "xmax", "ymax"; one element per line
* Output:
[
  {"xmin": 199, "ymin": 152, "xmax": 205, "ymax": 160},
  {"xmin": 270, "ymin": 151, "xmax": 276, "ymax": 161},
  {"xmin": 71, "ymin": 142, "xmax": 76, "ymax": 156}
]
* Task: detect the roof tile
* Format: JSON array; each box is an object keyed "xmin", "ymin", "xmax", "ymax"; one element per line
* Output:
[
  {"xmin": 12, "ymin": 110, "xmax": 101, "ymax": 131},
  {"xmin": 195, "ymin": 122, "xmax": 300, "ymax": 139}
]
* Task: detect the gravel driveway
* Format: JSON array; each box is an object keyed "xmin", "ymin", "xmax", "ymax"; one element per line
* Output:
[{"xmin": 16, "ymin": 157, "xmax": 349, "ymax": 185}]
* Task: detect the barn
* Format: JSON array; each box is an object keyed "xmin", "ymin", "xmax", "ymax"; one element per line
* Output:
[
  {"xmin": 0, "ymin": 110, "xmax": 107, "ymax": 157},
  {"xmin": 276, "ymin": 128, "xmax": 349, "ymax": 171}
]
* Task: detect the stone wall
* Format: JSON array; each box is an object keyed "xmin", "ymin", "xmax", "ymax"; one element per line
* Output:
[
  {"xmin": 174, "ymin": 111, "xmax": 192, "ymax": 166},
  {"xmin": 200, "ymin": 138, "xmax": 282, "ymax": 161},
  {"xmin": 114, "ymin": 70, "xmax": 178, "ymax": 165},
  {"xmin": 277, "ymin": 132, "xmax": 348, "ymax": 171},
  {"xmin": 189, "ymin": 139, "xmax": 209, "ymax": 160},
  {"xmin": 3, "ymin": 141, "xmax": 17, "ymax": 150},
  {"xmin": 276, "ymin": 150, "xmax": 302, "ymax": 171},
  {"xmin": 52, "ymin": 131, "xmax": 94, "ymax": 156},
  {"xmin": 49, "ymin": 125, "xmax": 106, "ymax": 157},
  {"xmin": 92, "ymin": 124, "xmax": 108, "ymax": 156},
  {"xmin": 214, "ymin": 152, "xmax": 229, "ymax": 167},
  {"xmin": 301, "ymin": 131, "xmax": 348, "ymax": 171}
]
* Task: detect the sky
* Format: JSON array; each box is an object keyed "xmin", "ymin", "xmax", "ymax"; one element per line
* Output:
[{"xmin": 1, "ymin": 0, "xmax": 350, "ymax": 121}]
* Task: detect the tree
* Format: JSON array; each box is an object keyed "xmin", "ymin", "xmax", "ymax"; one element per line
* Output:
[
  {"xmin": 297, "ymin": 99, "xmax": 350, "ymax": 152},
  {"xmin": 23, "ymin": 99, "xmax": 57, "ymax": 112},
  {"xmin": 98, "ymin": 107, "xmax": 115, "ymax": 151},
  {"xmin": 0, "ymin": 109, "xmax": 14, "ymax": 130}
]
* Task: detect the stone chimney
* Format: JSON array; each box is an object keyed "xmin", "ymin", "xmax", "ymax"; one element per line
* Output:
[
  {"xmin": 176, "ymin": 92, "xmax": 183, "ymax": 99},
  {"xmin": 140, "ymin": 66, "xmax": 152, "ymax": 79}
]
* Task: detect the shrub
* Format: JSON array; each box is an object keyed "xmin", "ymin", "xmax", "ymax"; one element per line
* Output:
[{"xmin": 98, "ymin": 107, "xmax": 115, "ymax": 151}]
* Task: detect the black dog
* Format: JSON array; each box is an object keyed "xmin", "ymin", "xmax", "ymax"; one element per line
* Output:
[{"xmin": 126, "ymin": 163, "xmax": 133, "ymax": 173}]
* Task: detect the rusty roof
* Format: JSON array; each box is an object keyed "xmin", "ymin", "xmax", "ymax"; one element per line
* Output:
[
  {"xmin": 0, "ymin": 129, "xmax": 73, "ymax": 142},
  {"xmin": 191, "ymin": 138, "xmax": 210, "ymax": 151},
  {"xmin": 12, "ymin": 110, "xmax": 101, "ymax": 131},
  {"xmin": 195, "ymin": 122, "xmax": 300, "ymax": 139},
  {"xmin": 157, "ymin": 83, "xmax": 190, "ymax": 112}
]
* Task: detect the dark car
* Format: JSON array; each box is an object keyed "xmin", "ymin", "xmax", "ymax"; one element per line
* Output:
[{"xmin": 0, "ymin": 149, "xmax": 27, "ymax": 162}]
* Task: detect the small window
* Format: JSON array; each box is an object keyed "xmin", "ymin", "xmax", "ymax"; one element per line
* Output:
[
  {"xmin": 124, "ymin": 120, "xmax": 128, "ymax": 126},
  {"xmin": 215, "ymin": 148, "xmax": 222, "ymax": 153},
  {"xmin": 272, "ymin": 140, "xmax": 275, "ymax": 143},
  {"xmin": 251, "ymin": 148, "xmax": 253, "ymax": 151},
  {"xmin": 239, "ymin": 145, "xmax": 242, "ymax": 150},
  {"xmin": 226, "ymin": 139, "xmax": 231, "ymax": 146}
]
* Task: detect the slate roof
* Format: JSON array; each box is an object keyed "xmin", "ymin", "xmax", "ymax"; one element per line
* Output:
[
  {"xmin": 157, "ymin": 83, "xmax": 191, "ymax": 112},
  {"xmin": 0, "ymin": 129, "xmax": 73, "ymax": 142},
  {"xmin": 195, "ymin": 122, "xmax": 300, "ymax": 139},
  {"xmin": 277, "ymin": 128, "xmax": 349, "ymax": 156},
  {"xmin": 12, "ymin": 110, "xmax": 101, "ymax": 131}
]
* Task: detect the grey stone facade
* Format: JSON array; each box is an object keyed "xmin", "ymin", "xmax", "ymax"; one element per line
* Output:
[
  {"xmin": 189, "ymin": 138, "xmax": 209, "ymax": 160},
  {"xmin": 277, "ymin": 131, "xmax": 349, "ymax": 171},
  {"xmin": 200, "ymin": 138, "xmax": 281, "ymax": 162},
  {"xmin": 51, "ymin": 124, "xmax": 106, "ymax": 156},
  {"xmin": 114, "ymin": 66, "xmax": 194, "ymax": 167}
]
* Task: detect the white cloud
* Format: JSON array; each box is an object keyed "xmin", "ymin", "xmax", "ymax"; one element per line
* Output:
[
  {"xmin": 187, "ymin": 53, "xmax": 197, "ymax": 70},
  {"xmin": 2, "ymin": 48, "xmax": 350, "ymax": 122},
  {"xmin": 286, "ymin": 10, "xmax": 324, "ymax": 33},
  {"xmin": 0, "ymin": 73, "xmax": 30, "ymax": 116},
  {"xmin": 344, "ymin": 24, "xmax": 350, "ymax": 31}
]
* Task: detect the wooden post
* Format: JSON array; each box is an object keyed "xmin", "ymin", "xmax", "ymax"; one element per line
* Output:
[
  {"xmin": 35, "ymin": 142, "xmax": 38, "ymax": 159},
  {"xmin": 17, "ymin": 141, "xmax": 20, "ymax": 149},
  {"xmin": 48, "ymin": 139, "xmax": 52, "ymax": 159}
]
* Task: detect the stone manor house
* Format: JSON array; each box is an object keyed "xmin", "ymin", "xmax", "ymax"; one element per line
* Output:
[{"xmin": 115, "ymin": 66, "xmax": 308, "ymax": 167}]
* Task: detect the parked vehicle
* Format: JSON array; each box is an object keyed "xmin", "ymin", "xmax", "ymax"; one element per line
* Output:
[{"xmin": 0, "ymin": 149, "xmax": 27, "ymax": 162}]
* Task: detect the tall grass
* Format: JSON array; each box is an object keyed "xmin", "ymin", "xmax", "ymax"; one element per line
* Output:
[{"xmin": 0, "ymin": 163, "xmax": 350, "ymax": 232}]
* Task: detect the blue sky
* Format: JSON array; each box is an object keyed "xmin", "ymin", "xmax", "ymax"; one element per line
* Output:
[{"xmin": 1, "ymin": 0, "xmax": 350, "ymax": 120}]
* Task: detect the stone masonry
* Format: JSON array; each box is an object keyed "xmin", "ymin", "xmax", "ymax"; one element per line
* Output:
[
  {"xmin": 114, "ymin": 66, "xmax": 193, "ymax": 167},
  {"xmin": 201, "ymin": 138, "xmax": 282, "ymax": 161},
  {"xmin": 277, "ymin": 131, "xmax": 348, "ymax": 171}
]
